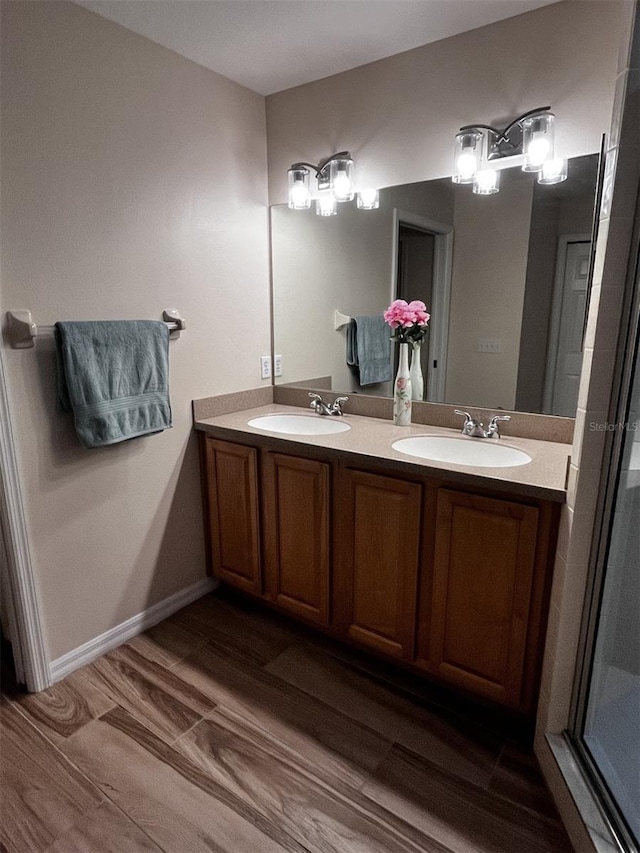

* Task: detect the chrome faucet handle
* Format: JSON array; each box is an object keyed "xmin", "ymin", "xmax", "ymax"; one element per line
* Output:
[
  {"xmin": 487, "ymin": 414, "xmax": 511, "ymax": 438},
  {"xmin": 308, "ymin": 392, "xmax": 332, "ymax": 415},
  {"xmin": 454, "ymin": 409, "xmax": 485, "ymax": 437},
  {"xmin": 330, "ymin": 396, "xmax": 349, "ymax": 416},
  {"xmin": 309, "ymin": 392, "xmax": 322, "ymax": 411}
]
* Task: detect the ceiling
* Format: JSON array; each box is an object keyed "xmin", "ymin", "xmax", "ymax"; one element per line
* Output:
[{"xmin": 75, "ymin": 0, "xmax": 559, "ymax": 96}]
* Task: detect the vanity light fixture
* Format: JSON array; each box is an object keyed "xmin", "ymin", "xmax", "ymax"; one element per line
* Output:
[
  {"xmin": 288, "ymin": 167, "xmax": 312, "ymax": 210},
  {"xmin": 287, "ymin": 151, "xmax": 355, "ymax": 210},
  {"xmin": 287, "ymin": 153, "xmax": 381, "ymax": 214},
  {"xmin": 452, "ymin": 129, "xmax": 483, "ymax": 184},
  {"xmin": 452, "ymin": 107, "xmax": 567, "ymax": 194},
  {"xmin": 328, "ymin": 156, "xmax": 355, "ymax": 201},
  {"xmin": 521, "ymin": 111, "xmax": 555, "ymax": 172}
]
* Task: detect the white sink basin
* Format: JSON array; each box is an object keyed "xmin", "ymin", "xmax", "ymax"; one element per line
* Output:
[
  {"xmin": 247, "ymin": 414, "xmax": 351, "ymax": 436},
  {"xmin": 392, "ymin": 435, "xmax": 532, "ymax": 468}
]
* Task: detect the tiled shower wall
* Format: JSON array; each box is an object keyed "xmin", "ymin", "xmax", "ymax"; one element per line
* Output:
[{"xmin": 534, "ymin": 2, "xmax": 640, "ymax": 849}]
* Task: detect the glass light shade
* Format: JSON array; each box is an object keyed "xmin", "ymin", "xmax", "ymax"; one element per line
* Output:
[
  {"xmin": 522, "ymin": 112, "xmax": 555, "ymax": 172},
  {"xmin": 538, "ymin": 157, "xmax": 568, "ymax": 185},
  {"xmin": 357, "ymin": 188, "xmax": 380, "ymax": 210},
  {"xmin": 316, "ymin": 192, "xmax": 337, "ymax": 216},
  {"xmin": 473, "ymin": 168, "xmax": 500, "ymax": 194},
  {"xmin": 329, "ymin": 157, "xmax": 355, "ymax": 201},
  {"xmin": 452, "ymin": 130, "xmax": 483, "ymax": 184},
  {"xmin": 287, "ymin": 167, "xmax": 311, "ymax": 209}
]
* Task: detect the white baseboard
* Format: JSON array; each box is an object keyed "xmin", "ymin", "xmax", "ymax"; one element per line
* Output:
[{"xmin": 48, "ymin": 577, "xmax": 218, "ymax": 684}]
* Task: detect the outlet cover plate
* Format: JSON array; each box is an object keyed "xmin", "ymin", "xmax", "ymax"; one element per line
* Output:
[
  {"xmin": 478, "ymin": 339, "xmax": 501, "ymax": 353},
  {"xmin": 260, "ymin": 356, "xmax": 272, "ymax": 379}
]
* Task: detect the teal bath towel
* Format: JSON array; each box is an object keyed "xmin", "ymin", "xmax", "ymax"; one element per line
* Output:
[
  {"xmin": 55, "ymin": 320, "xmax": 172, "ymax": 448},
  {"xmin": 346, "ymin": 316, "xmax": 392, "ymax": 386}
]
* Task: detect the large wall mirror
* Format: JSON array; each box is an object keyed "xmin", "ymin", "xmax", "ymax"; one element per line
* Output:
[{"xmin": 271, "ymin": 153, "xmax": 599, "ymax": 418}]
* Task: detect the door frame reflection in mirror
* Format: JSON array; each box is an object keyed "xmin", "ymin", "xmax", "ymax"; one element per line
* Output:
[
  {"xmin": 391, "ymin": 209, "xmax": 452, "ymax": 402},
  {"xmin": 543, "ymin": 233, "xmax": 592, "ymax": 416}
]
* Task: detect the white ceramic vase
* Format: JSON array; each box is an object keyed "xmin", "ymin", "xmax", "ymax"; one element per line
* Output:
[
  {"xmin": 410, "ymin": 341, "xmax": 424, "ymax": 402},
  {"xmin": 394, "ymin": 343, "xmax": 412, "ymax": 426}
]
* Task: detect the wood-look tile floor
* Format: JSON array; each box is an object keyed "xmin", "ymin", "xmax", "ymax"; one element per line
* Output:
[{"xmin": 0, "ymin": 591, "xmax": 574, "ymax": 853}]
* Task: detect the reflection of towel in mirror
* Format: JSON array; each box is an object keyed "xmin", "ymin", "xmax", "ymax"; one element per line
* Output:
[
  {"xmin": 55, "ymin": 320, "xmax": 172, "ymax": 448},
  {"xmin": 346, "ymin": 316, "xmax": 392, "ymax": 386}
]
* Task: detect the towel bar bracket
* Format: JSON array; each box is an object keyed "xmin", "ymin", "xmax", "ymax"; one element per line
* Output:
[
  {"xmin": 6, "ymin": 310, "xmax": 37, "ymax": 349},
  {"xmin": 162, "ymin": 309, "xmax": 186, "ymax": 339},
  {"xmin": 334, "ymin": 310, "xmax": 351, "ymax": 331},
  {"xmin": 5, "ymin": 309, "xmax": 186, "ymax": 349}
]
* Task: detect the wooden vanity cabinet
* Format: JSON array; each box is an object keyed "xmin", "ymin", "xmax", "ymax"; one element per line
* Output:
[
  {"xmin": 262, "ymin": 452, "xmax": 331, "ymax": 627},
  {"xmin": 426, "ymin": 489, "xmax": 542, "ymax": 709},
  {"xmin": 203, "ymin": 437, "xmax": 331, "ymax": 623},
  {"xmin": 333, "ymin": 469, "xmax": 423, "ymax": 660},
  {"xmin": 204, "ymin": 438, "xmax": 262, "ymax": 594},
  {"xmin": 202, "ymin": 433, "xmax": 558, "ymax": 714}
]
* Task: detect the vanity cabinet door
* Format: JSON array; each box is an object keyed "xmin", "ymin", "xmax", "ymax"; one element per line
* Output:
[
  {"xmin": 205, "ymin": 438, "xmax": 262, "ymax": 594},
  {"xmin": 262, "ymin": 452, "xmax": 330, "ymax": 626},
  {"xmin": 335, "ymin": 469, "xmax": 422, "ymax": 659},
  {"xmin": 429, "ymin": 488, "xmax": 539, "ymax": 709}
]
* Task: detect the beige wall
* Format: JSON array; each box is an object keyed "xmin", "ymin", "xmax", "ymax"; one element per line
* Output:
[
  {"xmin": 0, "ymin": 2, "xmax": 271, "ymax": 660},
  {"xmin": 446, "ymin": 175, "xmax": 534, "ymax": 409},
  {"xmin": 266, "ymin": 1, "xmax": 623, "ymax": 205}
]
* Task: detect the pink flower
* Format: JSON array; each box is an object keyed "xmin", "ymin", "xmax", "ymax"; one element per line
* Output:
[
  {"xmin": 383, "ymin": 299, "xmax": 409, "ymax": 329},
  {"xmin": 407, "ymin": 300, "xmax": 431, "ymax": 326},
  {"xmin": 384, "ymin": 299, "xmax": 431, "ymax": 341}
]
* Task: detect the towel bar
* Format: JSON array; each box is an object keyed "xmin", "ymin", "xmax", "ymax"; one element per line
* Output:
[{"xmin": 5, "ymin": 309, "xmax": 186, "ymax": 349}]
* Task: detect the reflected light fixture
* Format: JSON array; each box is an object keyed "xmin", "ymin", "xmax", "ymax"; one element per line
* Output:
[
  {"xmin": 316, "ymin": 191, "xmax": 338, "ymax": 217},
  {"xmin": 538, "ymin": 157, "xmax": 569, "ymax": 185},
  {"xmin": 287, "ymin": 152, "xmax": 380, "ymax": 215},
  {"xmin": 473, "ymin": 168, "xmax": 500, "ymax": 195},
  {"xmin": 357, "ymin": 188, "xmax": 380, "ymax": 209},
  {"xmin": 452, "ymin": 107, "xmax": 567, "ymax": 194}
]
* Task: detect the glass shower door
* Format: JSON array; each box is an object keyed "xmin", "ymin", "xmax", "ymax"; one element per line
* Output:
[{"xmin": 578, "ymin": 309, "xmax": 640, "ymax": 848}]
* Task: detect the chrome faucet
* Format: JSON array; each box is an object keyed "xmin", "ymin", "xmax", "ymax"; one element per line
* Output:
[
  {"xmin": 486, "ymin": 414, "xmax": 511, "ymax": 439},
  {"xmin": 309, "ymin": 393, "xmax": 349, "ymax": 416},
  {"xmin": 454, "ymin": 409, "xmax": 510, "ymax": 439}
]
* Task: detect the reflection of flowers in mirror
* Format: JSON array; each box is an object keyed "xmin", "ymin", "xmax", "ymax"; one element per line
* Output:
[{"xmin": 384, "ymin": 299, "xmax": 430, "ymax": 344}]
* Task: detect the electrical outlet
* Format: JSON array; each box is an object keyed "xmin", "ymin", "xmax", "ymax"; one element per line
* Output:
[
  {"xmin": 274, "ymin": 354, "xmax": 283, "ymax": 377},
  {"xmin": 260, "ymin": 356, "xmax": 272, "ymax": 379},
  {"xmin": 477, "ymin": 339, "xmax": 501, "ymax": 353}
]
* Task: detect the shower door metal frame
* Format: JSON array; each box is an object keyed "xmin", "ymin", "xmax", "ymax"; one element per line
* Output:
[{"xmin": 568, "ymin": 221, "xmax": 640, "ymax": 853}]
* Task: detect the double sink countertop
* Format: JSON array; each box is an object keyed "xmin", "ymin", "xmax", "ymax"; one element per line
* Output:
[{"xmin": 194, "ymin": 403, "xmax": 571, "ymax": 502}]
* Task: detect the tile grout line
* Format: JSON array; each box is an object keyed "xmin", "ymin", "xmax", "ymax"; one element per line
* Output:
[
  {"xmin": 96, "ymin": 704, "xmax": 315, "ymax": 853},
  {"xmin": 171, "ymin": 705, "xmax": 448, "ymax": 853},
  {"xmin": 5, "ymin": 699, "xmax": 169, "ymax": 853},
  {"xmin": 490, "ymin": 739, "xmax": 507, "ymax": 780}
]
